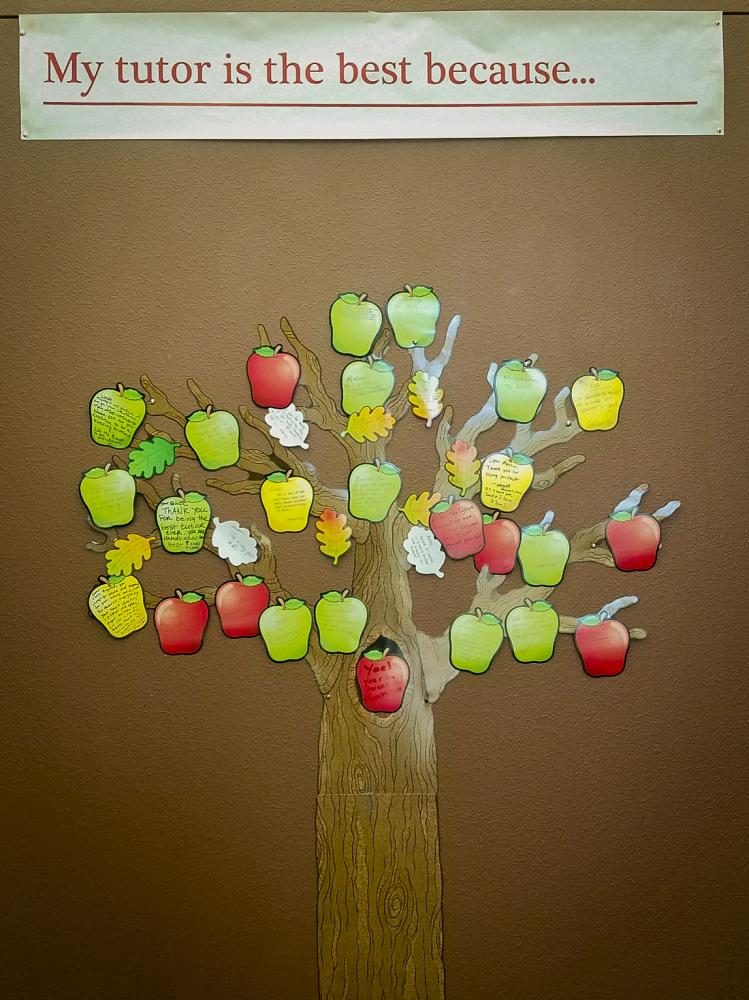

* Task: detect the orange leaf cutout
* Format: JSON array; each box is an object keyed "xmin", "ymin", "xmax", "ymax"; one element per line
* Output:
[
  {"xmin": 408, "ymin": 371, "xmax": 443, "ymax": 427},
  {"xmin": 445, "ymin": 440, "xmax": 480, "ymax": 496},
  {"xmin": 315, "ymin": 508, "xmax": 352, "ymax": 566},
  {"xmin": 400, "ymin": 491, "xmax": 442, "ymax": 527},
  {"xmin": 341, "ymin": 406, "xmax": 396, "ymax": 443}
]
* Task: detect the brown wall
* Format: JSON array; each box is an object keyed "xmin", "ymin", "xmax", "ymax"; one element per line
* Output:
[{"xmin": 3, "ymin": 4, "xmax": 748, "ymax": 999}]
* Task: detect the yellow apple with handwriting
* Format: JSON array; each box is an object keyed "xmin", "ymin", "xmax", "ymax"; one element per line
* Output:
[
  {"xmin": 261, "ymin": 470, "xmax": 314, "ymax": 532},
  {"xmin": 571, "ymin": 367, "xmax": 624, "ymax": 431}
]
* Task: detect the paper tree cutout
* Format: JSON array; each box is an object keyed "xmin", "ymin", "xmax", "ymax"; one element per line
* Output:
[
  {"xmin": 505, "ymin": 599, "xmax": 560, "ymax": 663},
  {"xmin": 104, "ymin": 532, "xmax": 156, "ymax": 576},
  {"xmin": 264, "ymin": 404, "xmax": 310, "ymax": 449},
  {"xmin": 156, "ymin": 488, "xmax": 211, "ymax": 553},
  {"xmin": 403, "ymin": 525, "xmax": 446, "ymax": 577},
  {"xmin": 211, "ymin": 517, "xmax": 258, "ymax": 566},
  {"xmin": 185, "ymin": 405, "xmax": 240, "ymax": 469},
  {"xmin": 449, "ymin": 609, "xmax": 504, "ymax": 674},
  {"xmin": 341, "ymin": 357, "xmax": 395, "ymax": 415},
  {"xmin": 356, "ymin": 646, "xmax": 410, "ymax": 713},
  {"xmin": 517, "ymin": 510, "xmax": 570, "ymax": 586},
  {"xmin": 88, "ymin": 574, "xmax": 148, "ymax": 639},
  {"xmin": 314, "ymin": 590, "xmax": 368, "ymax": 653},
  {"xmin": 80, "ymin": 463, "xmax": 136, "ymax": 529},
  {"xmin": 571, "ymin": 367, "xmax": 624, "ymax": 431},
  {"xmin": 408, "ymin": 371, "xmax": 443, "ymax": 427},
  {"xmin": 154, "ymin": 590, "xmax": 209, "ymax": 654},
  {"xmin": 399, "ymin": 491, "xmax": 441, "ymax": 527},
  {"xmin": 315, "ymin": 507, "xmax": 352, "ymax": 565},
  {"xmin": 260, "ymin": 470, "xmax": 314, "ymax": 532},
  {"xmin": 89, "ymin": 383, "xmax": 146, "ymax": 448},
  {"xmin": 330, "ymin": 293, "xmax": 384, "ymax": 356},
  {"xmin": 480, "ymin": 449, "xmax": 534, "ymax": 512},
  {"xmin": 215, "ymin": 574, "xmax": 270, "ymax": 638},
  {"xmin": 493, "ymin": 356, "xmax": 548, "ymax": 423},
  {"xmin": 259, "ymin": 597, "xmax": 312, "ymax": 662}
]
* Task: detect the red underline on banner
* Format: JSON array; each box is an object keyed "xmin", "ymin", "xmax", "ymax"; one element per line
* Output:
[{"xmin": 42, "ymin": 100, "xmax": 700, "ymax": 109}]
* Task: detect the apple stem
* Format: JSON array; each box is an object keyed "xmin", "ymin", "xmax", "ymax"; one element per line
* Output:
[
  {"xmin": 373, "ymin": 459, "xmax": 381, "ymax": 470},
  {"xmin": 234, "ymin": 573, "xmax": 244, "ymax": 583},
  {"xmin": 492, "ymin": 512, "xmax": 500, "ymax": 522},
  {"xmin": 103, "ymin": 462, "xmax": 111, "ymax": 474},
  {"xmin": 277, "ymin": 598, "xmax": 286, "ymax": 607},
  {"xmin": 98, "ymin": 575, "xmax": 109, "ymax": 585},
  {"xmin": 474, "ymin": 607, "xmax": 483, "ymax": 618},
  {"xmin": 285, "ymin": 469, "xmax": 293, "ymax": 481},
  {"xmin": 590, "ymin": 367, "xmax": 599, "ymax": 378},
  {"xmin": 341, "ymin": 589, "xmax": 350, "ymax": 600},
  {"xmin": 366, "ymin": 355, "xmax": 374, "ymax": 366},
  {"xmin": 448, "ymin": 494, "xmax": 456, "ymax": 506},
  {"xmin": 358, "ymin": 293, "xmax": 368, "ymax": 304},
  {"xmin": 206, "ymin": 404, "xmax": 213, "ymax": 417},
  {"xmin": 382, "ymin": 646, "xmax": 390, "ymax": 657},
  {"xmin": 524, "ymin": 598, "xmax": 534, "ymax": 609},
  {"xmin": 116, "ymin": 382, "xmax": 125, "ymax": 395},
  {"xmin": 273, "ymin": 344, "xmax": 283, "ymax": 355},
  {"xmin": 175, "ymin": 589, "xmax": 183, "ymax": 600},
  {"xmin": 177, "ymin": 489, "xmax": 185, "ymax": 499},
  {"xmin": 404, "ymin": 284, "xmax": 413, "ymax": 295},
  {"xmin": 523, "ymin": 357, "xmax": 535, "ymax": 368}
]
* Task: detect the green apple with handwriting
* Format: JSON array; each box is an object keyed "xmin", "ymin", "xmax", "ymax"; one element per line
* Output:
[
  {"xmin": 80, "ymin": 463, "xmax": 136, "ymax": 528},
  {"xmin": 494, "ymin": 358, "xmax": 548, "ymax": 423},
  {"xmin": 449, "ymin": 609, "xmax": 504, "ymax": 674},
  {"xmin": 156, "ymin": 489, "xmax": 211, "ymax": 553},
  {"xmin": 517, "ymin": 513, "xmax": 570, "ymax": 586},
  {"xmin": 185, "ymin": 405, "xmax": 240, "ymax": 470},
  {"xmin": 387, "ymin": 285, "xmax": 440, "ymax": 348},
  {"xmin": 506, "ymin": 599, "xmax": 559, "ymax": 663},
  {"xmin": 330, "ymin": 292, "xmax": 383, "ymax": 356},
  {"xmin": 89, "ymin": 383, "xmax": 146, "ymax": 448},
  {"xmin": 348, "ymin": 460, "xmax": 402, "ymax": 522},
  {"xmin": 341, "ymin": 357, "xmax": 395, "ymax": 415},
  {"xmin": 259, "ymin": 597, "xmax": 313, "ymax": 662},
  {"xmin": 314, "ymin": 589, "xmax": 368, "ymax": 653}
]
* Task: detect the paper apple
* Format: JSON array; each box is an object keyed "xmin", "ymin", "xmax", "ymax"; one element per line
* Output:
[
  {"xmin": 154, "ymin": 590, "xmax": 209, "ymax": 654},
  {"xmin": 330, "ymin": 293, "xmax": 383, "ymax": 356},
  {"xmin": 386, "ymin": 285, "xmax": 440, "ymax": 348},
  {"xmin": 90, "ymin": 383, "xmax": 147, "ymax": 449},
  {"xmin": 155, "ymin": 488, "xmax": 211, "ymax": 553},
  {"xmin": 449, "ymin": 609, "xmax": 504, "ymax": 674},
  {"xmin": 517, "ymin": 512, "xmax": 570, "ymax": 586},
  {"xmin": 80, "ymin": 463, "xmax": 136, "ymax": 528},
  {"xmin": 480, "ymin": 450, "xmax": 534, "ymax": 512},
  {"xmin": 574, "ymin": 613, "xmax": 630, "ymax": 677},
  {"xmin": 185, "ymin": 405, "xmax": 240, "ymax": 470},
  {"xmin": 259, "ymin": 597, "xmax": 313, "ymax": 662},
  {"xmin": 260, "ymin": 470, "xmax": 314, "ymax": 532},
  {"xmin": 356, "ymin": 646, "xmax": 409, "ymax": 713},
  {"xmin": 473, "ymin": 512, "xmax": 521, "ymax": 575},
  {"xmin": 571, "ymin": 367, "xmax": 624, "ymax": 431},
  {"xmin": 314, "ymin": 589, "xmax": 368, "ymax": 653},
  {"xmin": 606, "ymin": 509, "xmax": 661, "ymax": 571},
  {"xmin": 505, "ymin": 599, "xmax": 559, "ymax": 663},
  {"xmin": 429, "ymin": 496, "xmax": 484, "ymax": 560},
  {"xmin": 247, "ymin": 345, "xmax": 301, "ymax": 408},
  {"xmin": 88, "ymin": 574, "xmax": 148, "ymax": 639},
  {"xmin": 494, "ymin": 358, "xmax": 548, "ymax": 423},
  {"xmin": 215, "ymin": 574, "xmax": 270, "ymax": 638},
  {"xmin": 348, "ymin": 460, "xmax": 401, "ymax": 523},
  {"xmin": 340, "ymin": 356, "xmax": 395, "ymax": 414}
]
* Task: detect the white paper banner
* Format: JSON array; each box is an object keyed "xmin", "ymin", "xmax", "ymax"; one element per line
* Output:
[{"xmin": 19, "ymin": 11, "xmax": 724, "ymax": 141}]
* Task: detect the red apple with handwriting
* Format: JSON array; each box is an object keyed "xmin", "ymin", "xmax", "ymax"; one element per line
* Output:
[
  {"xmin": 246, "ymin": 344, "xmax": 300, "ymax": 408},
  {"xmin": 356, "ymin": 646, "xmax": 409, "ymax": 713},
  {"xmin": 605, "ymin": 509, "xmax": 661, "ymax": 571},
  {"xmin": 473, "ymin": 512, "xmax": 521, "ymax": 574},
  {"xmin": 215, "ymin": 574, "xmax": 270, "ymax": 638},
  {"xmin": 428, "ymin": 496, "xmax": 484, "ymax": 560},
  {"xmin": 154, "ymin": 590, "xmax": 209, "ymax": 655},
  {"xmin": 574, "ymin": 612, "xmax": 630, "ymax": 677}
]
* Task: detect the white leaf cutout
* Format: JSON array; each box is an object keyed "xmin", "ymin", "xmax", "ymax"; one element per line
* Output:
[
  {"xmin": 403, "ymin": 525, "xmax": 446, "ymax": 578},
  {"xmin": 264, "ymin": 404, "xmax": 310, "ymax": 449},
  {"xmin": 211, "ymin": 517, "xmax": 258, "ymax": 566}
]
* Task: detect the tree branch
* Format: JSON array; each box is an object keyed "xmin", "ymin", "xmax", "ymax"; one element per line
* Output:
[
  {"xmin": 390, "ymin": 315, "xmax": 462, "ymax": 420},
  {"xmin": 278, "ymin": 316, "xmax": 348, "ymax": 435}
]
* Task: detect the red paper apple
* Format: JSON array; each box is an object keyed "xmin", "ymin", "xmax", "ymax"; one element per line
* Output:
[
  {"xmin": 605, "ymin": 510, "xmax": 661, "ymax": 571},
  {"xmin": 473, "ymin": 512, "xmax": 521, "ymax": 574},
  {"xmin": 429, "ymin": 497, "xmax": 484, "ymax": 560},
  {"xmin": 574, "ymin": 614, "xmax": 630, "ymax": 677},
  {"xmin": 246, "ymin": 344, "xmax": 301, "ymax": 409},
  {"xmin": 356, "ymin": 646, "xmax": 409, "ymax": 713},
  {"xmin": 154, "ymin": 590, "xmax": 209, "ymax": 655},
  {"xmin": 215, "ymin": 574, "xmax": 270, "ymax": 638}
]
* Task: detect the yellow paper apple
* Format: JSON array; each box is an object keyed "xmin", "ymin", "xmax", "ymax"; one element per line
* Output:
[
  {"xmin": 571, "ymin": 368, "xmax": 624, "ymax": 431},
  {"xmin": 261, "ymin": 470, "xmax": 314, "ymax": 532},
  {"xmin": 480, "ymin": 449, "xmax": 534, "ymax": 512},
  {"xmin": 88, "ymin": 574, "xmax": 148, "ymax": 638}
]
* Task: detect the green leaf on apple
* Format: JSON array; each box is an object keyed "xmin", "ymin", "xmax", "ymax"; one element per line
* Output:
[
  {"xmin": 128, "ymin": 436, "xmax": 179, "ymax": 478},
  {"xmin": 184, "ymin": 491, "xmax": 207, "ymax": 503},
  {"xmin": 479, "ymin": 613, "xmax": 502, "ymax": 626},
  {"xmin": 363, "ymin": 648, "xmax": 384, "ymax": 659},
  {"xmin": 379, "ymin": 462, "xmax": 401, "ymax": 476},
  {"xmin": 266, "ymin": 472, "xmax": 288, "ymax": 483},
  {"xmin": 242, "ymin": 575, "xmax": 264, "ymax": 586},
  {"xmin": 339, "ymin": 293, "xmax": 361, "ymax": 304},
  {"xmin": 284, "ymin": 598, "xmax": 306, "ymax": 610},
  {"xmin": 84, "ymin": 466, "xmax": 107, "ymax": 479},
  {"xmin": 254, "ymin": 346, "xmax": 277, "ymax": 357},
  {"xmin": 122, "ymin": 388, "xmax": 144, "ymax": 401},
  {"xmin": 181, "ymin": 592, "xmax": 204, "ymax": 603},
  {"xmin": 596, "ymin": 369, "xmax": 619, "ymax": 380},
  {"xmin": 321, "ymin": 591, "xmax": 344, "ymax": 603},
  {"xmin": 187, "ymin": 410, "xmax": 209, "ymax": 423},
  {"xmin": 411, "ymin": 286, "xmax": 433, "ymax": 297}
]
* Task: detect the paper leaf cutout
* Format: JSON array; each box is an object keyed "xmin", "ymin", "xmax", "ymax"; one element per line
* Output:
[
  {"xmin": 403, "ymin": 525, "xmax": 446, "ymax": 578},
  {"xmin": 105, "ymin": 533, "xmax": 156, "ymax": 577},
  {"xmin": 128, "ymin": 436, "xmax": 178, "ymax": 478},
  {"xmin": 341, "ymin": 406, "xmax": 396, "ymax": 443},
  {"xmin": 400, "ymin": 491, "xmax": 442, "ymax": 527},
  {"xmin": 445, "ymin": 440, "xmax": 480, "ymax": 496},
  {"xmin": 211, "ymin": 517, "xmax": 258, "ymax": 566},
  {"xmin": 408, "ymin": 371, "xmax": 443, "ymax": 427},
  {"xmin": 315, "ymin": 508, "xmax": 352, "ymax": 565},
  {"xmin": 264, "ymin": 404, "xmax": 310, "ymax": 449}
]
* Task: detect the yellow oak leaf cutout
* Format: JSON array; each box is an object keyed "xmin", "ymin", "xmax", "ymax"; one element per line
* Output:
[
  {"xmin": 105, "ymin": 533, "xmax": 156, "ymax": 577},
  {"xmin": 315, "ymin": 507, "xmax": 352, "ymax": 565},
  {"xmin": 400, "ymin": 491, "xmax": 442, "ymax": 527},
  {"xmin": 446, "ymin": 440, "xmax": 480, "ymax": 496},
  {"xmin": 408, "ymin": 371, "xmax": 443, "ymax": 428},
  {"xmin": 341, "ymin": 406, "xmax": 396, "ymax": 443}
]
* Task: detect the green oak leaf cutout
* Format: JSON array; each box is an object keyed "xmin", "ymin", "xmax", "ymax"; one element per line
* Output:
[{"xmin": 128, "ymin": 436, "xmax": 179, "ymax": 478}]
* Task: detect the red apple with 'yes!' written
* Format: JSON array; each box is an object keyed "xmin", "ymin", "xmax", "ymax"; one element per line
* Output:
[
  {"xmin": 605, "ymin": 509, "xmax": 661, "ymax": 571},
  {"xmin": 247, "ymin": 344, "xmax": 301, "ymax": 408},
  {"xmin": 473, "ymin": 512, "xmax": 521, "ymax": 575},
  {"xmin": 429, "ymin": 496, "xmax": 484, "ymax": 560},
  {"xmin": 574, "ymin": 608, "xmax": 632, "ymax": 677},
  {"xmin": 154, "ymin": 590, "xmax": 209, "ymax": 655},
  {"xmin": 215, "ymin": 574, "xmax": 270, "ymax": 638},
  {"xmin": 356, "ymin": 646, "xmax": 410, "ymax": 714}
]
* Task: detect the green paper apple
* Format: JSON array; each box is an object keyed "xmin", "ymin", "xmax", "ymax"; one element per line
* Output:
[
  {"xmin": 155, "ymin": 488, "xmax": 211, "ymax": 553},
  {"xmin": 348, "ymin": 460, "xmax": 402, "ymax": 523},
  {"xmin": 449, "ymin": 608, "xmax": 504, "ymax": 674},
  {"xmin": 314, "ymin": 589, "xmax": 368, "ymax": 653},
  {"xmin": 259, "ymin": 597, "xmax": 313, "ymax": 662},
  {"xmin": 505, "ymin": 599, "xmax": 560, "ymax": 663},
  {"xmin": 185, "ymin": 405, "xmax": 240, "ymax": 470},
  {"xmin": 387, "ymin": 285, "xmax": 440, "ymax": 348},
  {"xmin": 517, "ymin": 512, "xmax": 570, "ymax": 586},
  {"xmin": 330, "ymin": 293, "xmax": 383, "ymax": 356},
  {"xmin": 89, "ymin": 383, "xmax": 146, "ymax": 448},
  {"xmin": 341, "ymin": 357, "xmax": 396, "ymax": 415},
  {"xmin": 494, "ymin": 358, "xmax": 548, "ymax": 423},
  {"xmin": 80, "ymin": 463, "xmax": 136, "ymax": 528}
]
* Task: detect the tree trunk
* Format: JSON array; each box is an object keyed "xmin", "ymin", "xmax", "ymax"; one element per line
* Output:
[{"xmin": 315, "ymin": 521, "xmax": 446, "ymax": 999}]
